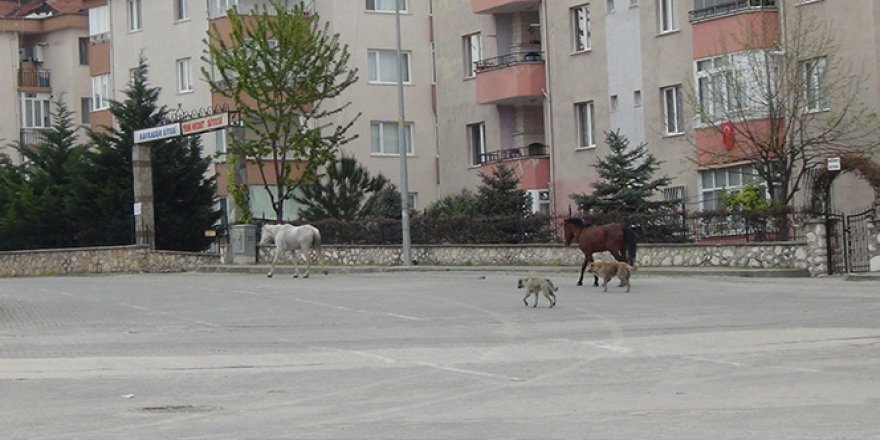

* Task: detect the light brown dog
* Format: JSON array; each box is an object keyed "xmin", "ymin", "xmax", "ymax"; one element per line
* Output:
[
  {"xmin": 517, "ymin": 277, "xmax": 558, "ymax": 308},
  {"xmin": 586, "ymin": 261, "xmax": 637, "ymax": 293}
]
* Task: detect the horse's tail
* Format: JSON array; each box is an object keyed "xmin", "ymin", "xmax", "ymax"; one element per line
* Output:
[
  {"xmin": 311, "ymin": 226, "xmax": 327, "ymax": 272},
  {"xmin": 623, "ymin": 226, "xmax": 638, "ymax": 266}
]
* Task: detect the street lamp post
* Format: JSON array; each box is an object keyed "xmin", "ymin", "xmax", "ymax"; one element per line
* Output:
[{"xmin": 396, "ymin": 0, "xmax": 412, "ymax": 266}]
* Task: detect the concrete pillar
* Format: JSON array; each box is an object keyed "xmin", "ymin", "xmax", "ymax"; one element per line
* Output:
[{"xmin": 132, "ymin": 143, "xmax": 155, "ymax": 249}]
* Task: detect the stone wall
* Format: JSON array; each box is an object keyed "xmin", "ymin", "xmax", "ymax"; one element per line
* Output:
[
  {"xmin": 0, "ymin": 246, "xmax": 219, "ymax": 277},
  {"xmin": 259, "ymin": 242, "xmax": 809, "ymax": 270}
]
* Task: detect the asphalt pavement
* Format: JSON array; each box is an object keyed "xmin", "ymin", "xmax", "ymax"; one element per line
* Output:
[{"xmin": 1, "ymin": 271, "xmax": 879, "ymax": 439}]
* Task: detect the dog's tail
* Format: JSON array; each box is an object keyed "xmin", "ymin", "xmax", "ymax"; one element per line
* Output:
[
  {"xmin": 629, "ymin": 263, "xmax": 638, "ymax": 272},
  {"xmin": 547, "ymin": 279, "xmax": 558, "ymax": 292}
]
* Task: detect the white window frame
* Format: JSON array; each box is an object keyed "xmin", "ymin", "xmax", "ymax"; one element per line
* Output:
[
  {"xmin": 699, "ymin": 165, "xmax": 756, "ymax": 211},
  {"xmin": 575, "ymin": 101, "xmax": 596, "ymax": 149},
  {"xmin": 366, "ymin": 0, "xmax": 408, "ymax": 13},
  {"xmin": 695, "ymin": 55, "xmax": 738, "ymax": 123},
  {"xmin": 662, "ymin": 85, "xmax": 684, "ymax": 135},
  {"xmin": 371, "ymin": 121, "xmax": 414, "ymax": 155},
  {"xmin": 462, "ymin": 33, "xmax": 482, "ymax": 78},
  {"xmin": 407, "ymin": 193, "xmax": 418, "ymax": 210},
  {"xmin": 209, "ymin": 0, "xmax": 237, "ymax": 19},
  {"xmin": 127, "ymin": 0, "xmax": 142, "ymax": 32},
  {"xmin": 368, "ymin": 49, "xmax": 411, "ymax": 84},
  {"xmin": 88, "ymin": 5, "xmax": 110, "ymax": 41},
  {"xmin": 177, "ymin": 58, "xmax": 193, "ymax": 93},
  {"xmin": 658, "ymin": 0, "xmax": 677, "ymax": 33},
  {"xmin": 91, "ymin": 74, "xmax": 111, "ymax": 111},
  {"xmin": 468, "ymin": 122, "xmax": 486, "ymax": 166},
  {"xmin": 803, "ymin": 56, "xmax": 828, "ymax": 112},
  {"xmin": 571, "ymin": 4, "xmax": 591, "ymax": 53},
  {"xmin": 175, "ymin": 0, "xmax": 189, "ymax": 21},
  {"xmin": 20, "ymin": 93, "xmax": 52, "ymax": 129}
]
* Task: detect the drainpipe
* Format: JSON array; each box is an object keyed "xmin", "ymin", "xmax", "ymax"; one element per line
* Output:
[{"xmin": 540, "ymin": 0, "xmax": 556, "ymax": 216}]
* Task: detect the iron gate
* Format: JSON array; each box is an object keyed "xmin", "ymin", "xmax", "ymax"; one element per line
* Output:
[{"xmin": 825, "ymin": 208, "xmax": 876, "ymax": 274}]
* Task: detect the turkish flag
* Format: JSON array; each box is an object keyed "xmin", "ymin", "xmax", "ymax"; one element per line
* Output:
[{"xmin": 720, "ymin": 122, "xmax": 735, "ymax": 151}]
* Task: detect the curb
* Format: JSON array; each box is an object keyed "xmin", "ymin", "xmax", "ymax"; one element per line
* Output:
[{"xmin": 198, "ymin": 265, "xmax": 811, "ymax": 278}]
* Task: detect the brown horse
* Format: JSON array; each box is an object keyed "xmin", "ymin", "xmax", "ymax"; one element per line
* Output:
[{"xmin": 563, "ymin": 218, "xmax": 638, "ymax": 286}]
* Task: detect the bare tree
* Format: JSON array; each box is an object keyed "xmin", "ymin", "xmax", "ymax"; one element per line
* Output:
[
  {"xmin": 689, "ymin": 8, "xmax": 880, "ymax": 207},
  {"xmin": 202, "ymin": 1, "xmax": 359, "ymax": 222}
]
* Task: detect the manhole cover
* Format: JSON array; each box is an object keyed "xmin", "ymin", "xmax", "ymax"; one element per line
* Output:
[{"xmin": 139, "ymin": 405, "xmax": 218, "ymax": 414}]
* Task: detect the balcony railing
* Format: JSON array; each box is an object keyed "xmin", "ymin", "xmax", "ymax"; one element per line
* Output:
[
  {"xmin": 18, "ymin": 69, "xmax": 51, "ymax": 88},
  {"xmin": 20, "ymin": 128, "xmax": 49, "ymax": 147},
  {"xmin": 689, "ymin": 0, "xmax": 776, "ymax": 23},
  {"xmin": 478, "ymin": 143, "xmax": 547, "ymax": 164},
  {"xmin": 475, "ymin": 51, "xmax": 544, "ymax": 72}
]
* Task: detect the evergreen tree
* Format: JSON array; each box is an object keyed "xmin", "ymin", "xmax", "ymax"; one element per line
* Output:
[
  {"xmin": 425, "ymin": 189, "xmax": 477, "ymax": 220},
  {"xmin": 75, "ymin": 56, "xmax": 219, "ymax": 250},
  {"xmin": 474, "ymin": 164, "xmax": 531, "ymax": 217},
  {"xmin": 14, "ymin": 98, "xmax": 84, "ymax": 248},
  {"xmin": 293, "ymin": 156, "xmax": 395, "ymax": 220},
  {"xmin": 0, "ymin": 154, "xmax": 39, "ymax": 250},
  {"xmin": 570, "ymin": 130, "xmax": 672, "ymax": 213}
]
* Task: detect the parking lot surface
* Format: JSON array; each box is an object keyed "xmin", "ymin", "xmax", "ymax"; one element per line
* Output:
[{"xmin": 1, "ymin": 271, "xmax": 879, "ymax": 439}]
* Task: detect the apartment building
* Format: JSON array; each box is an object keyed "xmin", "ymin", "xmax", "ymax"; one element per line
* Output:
[
  {"xmin": 433, "ymin": 0, "xmax": 880, "ymax": 215},
  {"xmin": 81, "ymin": 0, "xmax": 438, "ymax": 221},
  {"xmin": 0, "ymin": 0, "xmax": 90, "ymax": 162}
]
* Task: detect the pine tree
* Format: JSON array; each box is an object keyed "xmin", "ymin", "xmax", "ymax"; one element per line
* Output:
[
  {"xmin": 571, "ymin": 130, "xmax": 672, "ymax": 213},
  {"xmin": 74, "ymin": 56, "xmax": 219, "ymax": 250},
  {"xmin": 474, "ymin": 164, "xmax": 531, "ymax": 217},
  {"xmin": 14, "ymin": 98, "xmax": 84, "ymax": 248},
  {"xmin": 0, "ymin": 154, "xmax": 39, "ymax": 250},
  {"xmin": 293, "ymin": 156, "xmax": 395, "ymax": 220}
]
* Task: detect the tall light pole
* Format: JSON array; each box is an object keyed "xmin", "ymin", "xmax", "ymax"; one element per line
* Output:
[{"xmin": 396, "ymin": 0, "xmax": 412, "ymax": 266}]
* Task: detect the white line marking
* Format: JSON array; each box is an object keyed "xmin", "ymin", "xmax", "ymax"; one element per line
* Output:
[
  {"xmin": 412, "ymin": 361, "xmax": 523, "ymax": 382},
  {"xmin": 681, "ymin": 355, "xmax": 743, "ymax": 367}
]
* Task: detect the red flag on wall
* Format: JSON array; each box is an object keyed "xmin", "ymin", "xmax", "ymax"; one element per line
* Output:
[{"xmin": 720, "ymin": 122, "xmax": 735, "ymax": 151}]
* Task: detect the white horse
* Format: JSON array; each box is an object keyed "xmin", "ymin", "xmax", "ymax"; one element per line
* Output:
[{"xmin": 260, "ymin": 224, "xmax": 326, "ymax": 278}]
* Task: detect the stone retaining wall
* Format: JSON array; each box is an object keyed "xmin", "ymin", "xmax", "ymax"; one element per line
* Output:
[
  {"xmin": 260, "ymin": 242, "xmax": 809, "ymax": 271},
  {"xmin": 0, "ymin": 246, "xmax": 219, "ymax": 277}
]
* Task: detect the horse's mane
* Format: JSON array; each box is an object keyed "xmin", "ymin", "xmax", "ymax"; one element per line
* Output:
[{"xmin": 565, "ymin": 218, "xmax": 592, "ymax": 227}]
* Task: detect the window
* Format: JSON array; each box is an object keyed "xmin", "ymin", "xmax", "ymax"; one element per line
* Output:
[
  {"xmin": 78, "ymin": 37, "xmax": 89, "ymax": 65},
  {"xmin": 658, "ymin": 0, "xmax": 677, "ymax": 33},
  {"xmin": 88, "ymin": 5, "xmax": 110, "ymax": 40},
  {"xmin": 128, "ymin": 0, "xmax": 142, "ymax": 32},
  {"xmin": 462, "ymin": 33, "xmax": 482, "ymax": 78},
  {"xmin": 80, "ymin": 97, "xmax": 91, "ymax": 125},
  {"xmin": 607, "ymin": 0, "xmax": 615, "ymax": 12},
  {"xmin": 575, "ymin": 101, "xmax": 596, "ymax": 148},
  {"xmin": 695, "ymin": 55, "xmax": 741, "ymax": 122},
  {"xmin": 634, "ymin": 90, "xmax": 642, "ymax": 107},
  {"xmin": 91, "ymin": 74, "xmax": 110, "ymax": 110},
  {"xmin": 468, "ymin": 122, "xmax": 486, "ymax": 165},
  {"xmin": 175, "ymin": 0, "xmax": 189, "ymax": 21},
  {"xmin": 610, "ymin": 95, "xmax": 619, "ymax": 112},
  {"xmin": 803, "ymin": 57, "xmax": 828, "ymax": 111},
  {"xmin": 216, "ymin": 129, "xmax": 227, "ymax": 154},
  {"xmin": 371, "ymin": 121, "xmax": 414, "ymax": 155},
  {"xmin": 20, "ymin": 94, "xmax": 51, "ymax": 128},
  {"xmin": 366, "ymin": 0, "xmax": 407, "ymax": 12},
  {"xmin": 571, "ymin": 4, "xmax": 591, "ymax": 52},
  {"xmin": 407, "ymin": 193, "xmax": 418, "ymax": 210},
  {"xmin": 209, "ymin": 0, "xmax": 236, "ymax": 19},
  {"xmin": 368, "ymin": 50, "xmax": 411, "ymax": 84},
  {"xmin": 177, "ymin": 58, "xmax": 193, "ymax": 93},
  {"xmin": 700, "ymin": 165, "xmax": 755, "ymax": 210},
  {"xmin": 662, "ymin": 85, "xmax": 684, "ymax": 134}
]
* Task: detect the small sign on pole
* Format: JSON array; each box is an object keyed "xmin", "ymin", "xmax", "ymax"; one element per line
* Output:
[
  {"xmin": 827, "ymin": 157, "xmax": 841, "ymax": 171},
  {"xmin": 133, "ymin": 202, "xmax": 143, "ymax": 216}
]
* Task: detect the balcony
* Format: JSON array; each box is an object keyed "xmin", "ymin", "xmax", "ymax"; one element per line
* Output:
[
  {"xmin": 478, "ymin": 144, "xmax": 550, "ymax": 189},
  {"xmin": 18, "ymin": 69, "xmax": 51, "ymax": 90},
  {"xmin": 472, "ymin": 0, "xmax": 540, "ymax": 14},
  {"xmin": 20, "ymin": 128, "xmax": 49, "ymax": 147},
  {"xmin": 475, "ymin": 51, "xmax": 545, "ymax": 105},
  {"xmin": 689, "ymin": 0, "xmax": 776, "ymax": 24}
]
